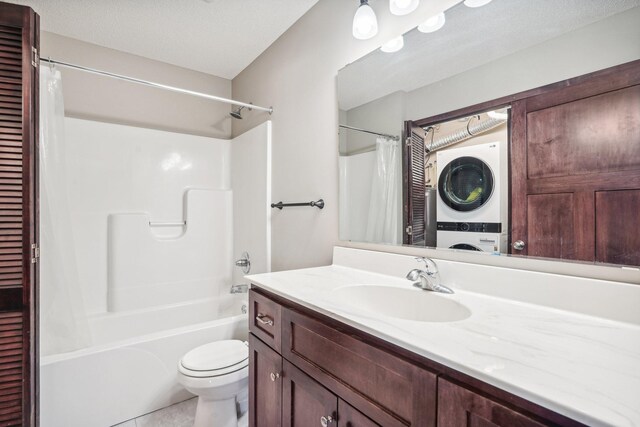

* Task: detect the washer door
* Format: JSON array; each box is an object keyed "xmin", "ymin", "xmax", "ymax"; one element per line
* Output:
[
  {"xmin": 438, "ymin": 156, "xmax": 494, "ymax": 212},
  {"xmin": 449, "ymin": 243, "xmax": 483, "ymax": 251}
]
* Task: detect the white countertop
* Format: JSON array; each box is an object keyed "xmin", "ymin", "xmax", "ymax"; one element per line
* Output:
[{"xmin": 247, "ymin": 263, "xmax": 640, "ymax": 427}]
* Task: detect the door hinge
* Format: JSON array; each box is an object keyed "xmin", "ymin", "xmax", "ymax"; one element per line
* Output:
[
  {"xmin": 32, "ymin": 47, "xmax": 38, "ymax": 68},
  {"xmin": 405, "ymin": 137, "xmax": 412, "ymax": 147},
  {"xmin": 405, "ymin": 225, "xmax": 413, "ymax": 236},
  {"xmin": 31, "ymin": 243, "xmax": 40, "ymax": 264}
]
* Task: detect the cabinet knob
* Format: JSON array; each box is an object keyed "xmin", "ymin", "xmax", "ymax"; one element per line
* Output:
[
  {"xmin": 270, "ymin": 372, "xmax": 280, "ymax": 382},
  {"xmin": 320, "ymin": 415, "xmax": 334, "ymax": 427},
  {"xmin": 512, "ymin": 240, "xmax": 526, "ymax": 251}
]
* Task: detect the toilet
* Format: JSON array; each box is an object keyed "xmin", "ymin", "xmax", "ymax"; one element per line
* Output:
[{"xmin": 178, "ymin": 340, "xmax": 249, "ymax": 427}]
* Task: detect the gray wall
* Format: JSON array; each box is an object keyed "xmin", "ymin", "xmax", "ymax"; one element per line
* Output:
[
  {"xmin": 41, "ymin": 32, "xmax": 233, "ymax": 138},
  {"xmin": 232, "ymin": 0, "xmax": 460, "ymax": 271}
]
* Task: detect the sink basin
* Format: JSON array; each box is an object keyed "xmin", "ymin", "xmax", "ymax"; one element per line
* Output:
[{"xmin": 331, "ymin": 285, "xmax": 471, "ymax": 322}]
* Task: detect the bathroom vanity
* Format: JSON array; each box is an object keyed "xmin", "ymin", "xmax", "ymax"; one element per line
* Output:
[{"xmin": 247, "ymin": 248, "xmax": 640, "ymax": 427}]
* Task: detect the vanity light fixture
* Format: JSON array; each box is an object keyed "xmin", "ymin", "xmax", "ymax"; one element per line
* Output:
[
  {"xmin": 353, "ymin": 0, "xmax": 379, "ymax": 40},
  {"xmin": 389, "ymin": 0, "xmax": 419, "ymax": 16},
  {"xmin": 417, "ymin": 12, "xmax": 446, "ymax": 33},
  {"xmin": 463, "ymin": 0, "xmax": 493, "ymax": 7},
  {"xmin": 380, "ymin": 35, "xmax": 404, "ymax": 53}
]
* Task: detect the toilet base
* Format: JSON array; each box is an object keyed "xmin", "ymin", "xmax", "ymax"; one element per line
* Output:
[{"xmin": 194, "ymin": 396, "xmax": 238, "ymax": 427}]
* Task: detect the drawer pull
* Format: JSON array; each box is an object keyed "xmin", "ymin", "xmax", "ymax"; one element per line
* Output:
[
  {"xmin": 270, "ymin": 372, "xmax": 280, "ymax": 381},
  {"xmin": 256, "ymin": 314, "xmax": 274, "ymax": 326},
  {"xmin": 320, "ymin": 415, "xmax": 334, "ymax": 427}
]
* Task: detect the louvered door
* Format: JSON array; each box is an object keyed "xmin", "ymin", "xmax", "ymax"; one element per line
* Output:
[
  {"xmin": 0, "ymin": 3, "xmax": 39, "ymax": 426},
  {"xmin": 403, "ymin": 121, "xmax": 426, "ymax": 245}
]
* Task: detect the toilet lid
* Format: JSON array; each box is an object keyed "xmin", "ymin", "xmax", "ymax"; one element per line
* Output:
[{"xmin": 181, "ymin": 340, "xmax": 248, "ymax": 372}]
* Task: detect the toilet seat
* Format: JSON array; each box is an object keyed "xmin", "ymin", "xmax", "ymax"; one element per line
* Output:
[{"xmin": 179, "ymin": 340, "xmax": 248, "ymax": 378}]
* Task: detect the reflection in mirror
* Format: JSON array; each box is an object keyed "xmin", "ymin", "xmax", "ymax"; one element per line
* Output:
[{"xmin": 338, "ymin": 0, "xmax": 640, "ymax": 266}]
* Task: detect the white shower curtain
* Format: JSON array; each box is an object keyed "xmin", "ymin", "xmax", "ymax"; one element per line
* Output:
[
  {"xmin": 40, "ymin": 67, "xmax": 91, "ymax": 356},
  {"xmin": 365, "ymin": 136, "xmax": 401, "ymax": 245}
]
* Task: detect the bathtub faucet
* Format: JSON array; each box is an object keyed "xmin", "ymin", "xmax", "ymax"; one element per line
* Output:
[{"xmin": 230, "ymin": 284, "xmax": 249, "ymax": 294}]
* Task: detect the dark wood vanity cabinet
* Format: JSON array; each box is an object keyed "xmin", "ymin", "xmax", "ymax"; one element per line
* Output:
[
  {"xmin": 437, "ymin": 379, "xmax": 547, "ymax": 427},
  {"xmin": 249, "ymin": 288, "xmax": 582, "ymax": 427},
  {"xmin": 249, "ymin": 322, "xmax": 380, "ymax": 427}
]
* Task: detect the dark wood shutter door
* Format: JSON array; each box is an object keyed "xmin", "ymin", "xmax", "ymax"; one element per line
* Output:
[
  {"xmin": 0, "ymin": 3, "xmax": 39, "ymax": 426},
  {"xmin": 403, "ymin": 121, "xmax": 426, "ymax": 245}
]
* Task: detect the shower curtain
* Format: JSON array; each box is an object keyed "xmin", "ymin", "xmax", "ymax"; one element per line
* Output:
[
  {"xmin": 365, "ymin": 136, "xmax": 401, "ymax": 245},
  {"xmin": 39, "ymin": 67, "xmax": 91, "ymax": 356}
]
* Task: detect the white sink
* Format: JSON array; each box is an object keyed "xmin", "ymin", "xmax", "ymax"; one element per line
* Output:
[{"xmin": 331, "ymin": 285, "xmax": 471, "ymax": 322}]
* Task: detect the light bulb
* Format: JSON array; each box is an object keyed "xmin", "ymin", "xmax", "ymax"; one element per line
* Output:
[
  {"xmin": 463, "ymin": 0, "xmax": 492, "ymax": 7},
  {"xmin": 353, "ymin": 0, "xmax": 378, "ymax": 40},
  {"xmin": 380, "ymin": 35, "xmax": 404, "ymax": 53},
  {"xmin": 417, "ymin": 12, "xmax": 445, "ymax": 33},
  {"xmin": 389, "ymin": 0, "xmax": 419, "ymax": 16}
]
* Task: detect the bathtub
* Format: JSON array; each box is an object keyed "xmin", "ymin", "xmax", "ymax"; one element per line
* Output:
[{"xmin": 40, "ymin": 294, "xmax": 248, "ymax": 427}]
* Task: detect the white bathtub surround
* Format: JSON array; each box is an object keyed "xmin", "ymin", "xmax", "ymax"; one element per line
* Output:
[
  {"xmin": 62, "ymin": 118, "xmax": 232, "ymax": 315},
  {"xmin": 40, "ymin": 119, "xmax": 272, "ymax": 426},
  {"xmin": 247, "ymin": 247, "xmax": 640, "ymax": 427},
  {"xmin": 339, "ymin": 151, "xmax": 375, "ymax": 242},
  {"xmin": 108, "ymin": 189, "xmax": 233, "ymax": 311},
  {"xmin": 231, "ymin": 121, "xmax": 272, "ymax": 286}
]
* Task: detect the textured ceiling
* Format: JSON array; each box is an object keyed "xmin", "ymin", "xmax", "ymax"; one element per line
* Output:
[
  {"xmin": 339, "ymin": 0, "xmax": 640, "ymax": 110},
  {"xmin": 8, "ymin": 0, "xmax": 319, "ymax": 79}
]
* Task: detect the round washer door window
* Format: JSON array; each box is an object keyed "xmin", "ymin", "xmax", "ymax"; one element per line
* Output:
[{"xmin": 438, "ymin": 156, "xmax": 494, "ymax": 212}]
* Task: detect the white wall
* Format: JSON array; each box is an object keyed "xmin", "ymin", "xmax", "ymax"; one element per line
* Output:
[
  {"xmin": 231, "ymin": 121, "xmax": 272, "ymax": 285},
  {"xmin": 232, "ymin": 0, "xmax": 460, "ymax": 271},
  {"xmin": 232, "ymin": 3, "xmax": 640, "ymax": 282},
  {"xmin": 61, "ymin": 118, "xmax": 231, "ymax": 314}
]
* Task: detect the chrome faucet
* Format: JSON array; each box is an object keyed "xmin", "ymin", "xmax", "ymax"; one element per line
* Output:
[{"xmin": 406, "ymin": 257, "xmax": 453, "ymax": 294}]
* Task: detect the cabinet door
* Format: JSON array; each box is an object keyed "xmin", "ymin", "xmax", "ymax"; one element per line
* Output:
[
  {"xmin": 510, "ymin": 64, "xmax": 640, "ymax": 264},
  {"xmin": 438, "ymin": 379, "xmax": 547, "ymax": 427},
  {"xmin": 338, "ymin": 399, "xmax": 380, "ymax": 427},
  {"xmin": 249, "ymin": 334, "xmax": 283, "ymax": 427},
  {"xmin": 283, "ymin": 360, "xmax": 337, "ymax": 427}
]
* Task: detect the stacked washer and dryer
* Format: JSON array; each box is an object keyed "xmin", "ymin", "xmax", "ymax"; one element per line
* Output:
[{"xmin": 435, "ymin": 141, "xmax": 507, "ymax": 253}]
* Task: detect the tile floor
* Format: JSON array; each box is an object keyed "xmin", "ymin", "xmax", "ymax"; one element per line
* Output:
[{"xmin": 112, "ymin": 398, "xmax": 197, "ymax": 427}]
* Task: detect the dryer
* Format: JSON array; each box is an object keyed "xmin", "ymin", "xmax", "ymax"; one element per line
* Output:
[{"xmin": 436, "ymin": 141, "xmax": 503, "ymax": 229}]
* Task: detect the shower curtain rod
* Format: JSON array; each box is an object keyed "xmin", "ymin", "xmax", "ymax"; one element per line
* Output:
[
  {"xmin": 40, "ymin": 58, "xmax": 273, "ymax": 114},
  {"xmin": 339, "ymin": 124, "xmax": 399, "ymax": 141}
]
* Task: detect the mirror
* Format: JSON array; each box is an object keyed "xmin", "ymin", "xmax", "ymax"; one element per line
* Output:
[{"xmin": 338, "ymin": 0, "xmax": 640, "ymax": 266}]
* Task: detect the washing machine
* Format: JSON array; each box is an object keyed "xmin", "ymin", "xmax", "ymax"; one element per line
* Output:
[
  {"xmin": 436, "ymin": 230, "xmax": 504, "ymax": 253},
  {"xmin": 436, "ymin": 141, "xmax": 503, "ymax": 226}
]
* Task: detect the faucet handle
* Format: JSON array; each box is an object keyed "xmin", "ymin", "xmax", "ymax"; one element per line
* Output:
[
  {"xmin": 415, "ymin": 256, "xmax": 437, "ymax": 271},
  {"xmin": 406, "ymin": 268, "xmax": 422, "ymax": 281}
]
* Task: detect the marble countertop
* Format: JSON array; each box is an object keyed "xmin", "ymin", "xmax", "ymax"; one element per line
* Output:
[{"xmin": 247, "ymin": 265, "xmax": 640, "ymax": 427}]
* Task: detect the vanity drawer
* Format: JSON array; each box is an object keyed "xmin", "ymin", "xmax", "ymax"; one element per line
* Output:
[
  {"xmin": 249, "ymin": 288, "xmax": 282, "ymax": 352},
  {"xmin": 282, "ymin": 308, "xmax": 437, "ymax": 427}
]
